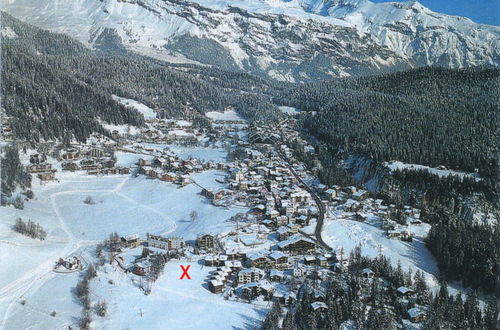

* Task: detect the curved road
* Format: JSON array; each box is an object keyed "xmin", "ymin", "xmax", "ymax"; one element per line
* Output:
[{"xmin": 285, "ymin": 163, "xmax": 332, "ymax": 251}]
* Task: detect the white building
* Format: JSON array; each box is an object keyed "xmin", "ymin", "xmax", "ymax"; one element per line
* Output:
[{"xmin": 147, "ymin": 234, "xmax": 185, "ymax": 251}]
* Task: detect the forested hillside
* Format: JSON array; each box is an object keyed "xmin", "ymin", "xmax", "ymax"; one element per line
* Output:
[
  {"xmin": 276, "ymin": 67, "xmax": 499, "ymax": 178},
  {"xmin": 1, "ymin": 12, "xmax": 282, "ymax": 143},
  {"xmin": 4, "ymin": 11, "xmax": 498, "ymax": 175},
  {"xmin": 1, "ymin": 13, "xmax": 145, "ymax": 142},
  {"xmin": 425, "ymin": 208, "xmax": 499, "ymax": 296}
]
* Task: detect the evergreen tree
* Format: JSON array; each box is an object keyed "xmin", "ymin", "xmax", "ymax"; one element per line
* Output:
[{"xmin": 483, "ymin": 300, "xmax": 499, "ymax": 330}]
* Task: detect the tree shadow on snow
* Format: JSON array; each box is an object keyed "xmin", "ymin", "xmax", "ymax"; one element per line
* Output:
[
  {"xmin": 234, "ymin": 307, "xmax": 268, "ymax": 330},
  {"xmin": 401, "ymin": 236, "xmax": 439, "ymax": 276}
]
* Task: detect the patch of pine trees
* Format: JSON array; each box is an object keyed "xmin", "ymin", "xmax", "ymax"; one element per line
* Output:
[
  {"xmin": 424, "ymin": 282, "xmax": 498, "ymax": 330},
  {"xmin": 13, "ymin": 218, "xmax": 46, "ymax": 240},
  {"xmin": 75, "ymin": 264, "xmax": 98, "ymax": 329},
  {"xmin": 262, "ymin": 246, "xmax": 498, "ymax": 329},
  {"xmin": 425, "ymin": 209, "xmax": 500, "ymax": 297},
  {"xmin": 392, "ymin": 168, "xmax": 497, "ymax": 204},
  {"xmin": 1, "ymin": 144, "xmax": 31, "ymax": 197}
]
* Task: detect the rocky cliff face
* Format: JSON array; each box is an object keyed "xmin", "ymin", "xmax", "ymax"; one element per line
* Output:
[
  {"xmin": 302, "ymin": 0, "xmax": 500, "ymax": 68},
  {"xmin": 3, "ymin": 0, "xmax": 498, "ymax": 81}
]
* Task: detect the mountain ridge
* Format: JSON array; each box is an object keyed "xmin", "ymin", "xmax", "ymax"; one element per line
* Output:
[{"xmin": 2, "ymin": 0, "xmax": 498, "ymax": 81}]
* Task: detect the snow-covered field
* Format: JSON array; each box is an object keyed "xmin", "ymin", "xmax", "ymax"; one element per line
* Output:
[
  {"xmin": 112, "ymin": 95, "xmax": 157, "ymax": 120},
  {"xmin": 205, "ymin": 110, "xmax": 245, "ymax": 121},
  {"xmin": 114, "ymin": 151, "xmax": 154, "ymax": 167},
  {"xmin": 0, "ymin": 169, "xmax": 247, "ymax": 328},
  {"xmin": 2, "ymin": 264, "xmax": 83, "ymax": 330},
  {"xmin": 54, "ymin": 190, "xmax": 175, "ymax": 240},
  {"xmin": 91, "ymin": 261, "xmax": 267, "ymax": 329},
  {"xmin": 385, "ymin": 161, "xmax": 481, "ymax": 180},
  {"xmin": 323, "ymin": 216, "xmax": 438, "ymax": 288},
  {"xmin": 168, "ymin": 145, "xmax": 227, "ymax": 163},
  {"xmin": 278, "ymin": 106, "xmax": 300, "ymax": 115},
  {"xmin": 136, "ymin": 143, "xmax": 228, "ymax": 163}
]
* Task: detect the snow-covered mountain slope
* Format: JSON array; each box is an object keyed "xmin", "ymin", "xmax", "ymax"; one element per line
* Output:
[
  {"xmin": 2, "ymin": 0, "xmax": 499, "ymax": 81},
  {"xmin": 302, "ymin": 0, "xmax": 500, "ymax": 68}
]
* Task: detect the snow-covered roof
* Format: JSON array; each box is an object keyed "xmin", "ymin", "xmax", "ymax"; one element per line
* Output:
[
  {"xmin": 240, "ymin": 234, "xmax": 264, "ymax": 247},
  {"xmin": 136, "ymin": 260, "xmax": 151, "ymax": 268},
  {"xmin": 268, "ymin": 251, "xmax": 288, "ymax": 260},
  {"xmin": 239, "ymin": 280, "xmax": 273, "ymax": 291},
  {"xmin": 124, "ymin": 234, "xmax": 140, "ymax": 241},
  {"xmin": 225, "ymin": 260, "xmax": 242, "ymax": 268},
  {"xmin": 277, "ymin": 235, "xmax": 315, "ymax": 248},
  {"xmin": 247, "ymin": 251, "xmax": 267, "ymax": 261},
  {"xmin": 238, "ymin": 268, "xmax": 265, "ymax": 276},
  {"xmin": 311, "ymin": 301, "xmax": 328, "ymax": 310},
  {"xmin": 269, "ymin": 269, "xmax": 284, "ymax": 277},
  {"xmin": 397, "ymin": 286, "xmax": 414, "ymax": 295},
  {"xmin": 276, "ymin": 226, "xmax": 290, "ymax": 235},
  {"xmin": 408, "ymin": 307, "xmax": 425, "ymax": 318},
  {"xmin": 210, "ymin": 279, "xmax": 224, "ymax": 287}
]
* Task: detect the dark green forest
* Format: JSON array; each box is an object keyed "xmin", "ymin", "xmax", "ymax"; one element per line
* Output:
[
  {"xmin": 0, "ymin": 144, "xmax": 30, "ymax": 196},
  {"xmin": 275, "ymin": 67, "xmax": 499, "ymax": 178},
  {"xmin": 424, "ymin": 208, "xmax": 500, "ymax": 296}
]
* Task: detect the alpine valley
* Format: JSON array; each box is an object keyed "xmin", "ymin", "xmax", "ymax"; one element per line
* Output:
[{"xmin": 0, "ymin": 1, "xmax": 499, "ymax": 330}]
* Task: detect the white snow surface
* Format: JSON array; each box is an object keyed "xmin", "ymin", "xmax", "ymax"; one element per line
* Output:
[
  {"xmin": 1, "ymin": 26, "xmax": 18, "ymax": 38},
  {"xmin": 323, "ymin": 216, "xmax": 439, "ymax": 288},
  {"xmin": 169, "ymin": 145, "xmax": 227, "ymax": 162},
  {"xmin": 278, "ymin": 106, "xmax": 300, "ymax": 115},
  {"xmin": 205, "ymin": 110, "xmax": 245, "ymax": 121},
  {"xmin": 112, "ymin": 95, "xmax": 157, "ymax": 120},
  {"xmin": 0, "ymin": 169, "xmax": 247, "ymax": 328},
  {"xmin": 90, "ymin": 261, "xmax": 266, "ymax": 329},
  {"xmin": 386, "ymin": 161, "xmax": 481, "ymax": 180}
]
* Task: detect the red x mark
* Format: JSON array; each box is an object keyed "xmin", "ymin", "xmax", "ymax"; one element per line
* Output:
[{"xmin": 180, "ymin": 265, "xmax": 191, "ymax": 280}]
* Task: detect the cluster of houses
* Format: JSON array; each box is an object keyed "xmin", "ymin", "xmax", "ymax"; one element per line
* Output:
[
  {"xmin": 199, "ymin": 226, "xmax": 344, "ymax": 303},
  {"xmin": 129, "ymin": 119, "xmax": 203, "ymax": 146},
  {"xmin": 202, "ymin": 242, "xmax": 347, "ymax": 304},
  {"xmin": 224, "ymin": 147, "xmax": 320, "ymax": 229},
  {"xmin": 313, "ymin": 182, "xmax": 421, "ymax": 242},
  {"xmin": 27, "ymin": 153, "xmax": 57, "ymax": 182},
  {"xmin": 115, "ymin": 233, "xmax": 188, "ymax": 276},
  {"xmin": 137, "ymin": 151, "xmax": 226, "ymax": 187},
  {"xmin": 60, "ymin": 145, "xmax": 130, "ymax": 176}
]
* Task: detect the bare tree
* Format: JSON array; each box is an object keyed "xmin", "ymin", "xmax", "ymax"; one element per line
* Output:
[
  {"xmin": 190, "ymin": 210, "xmax": 198, "ymax": 222},
  {"xmin": 80, "ymin": 309, "xmax": 91, "ymax": 329},
  {"xmin": 95, "ymin": 300, "xmax": 108, "ymax": 317},
  {"xmin": 84, "ymin": 195, "xmax": 95, "ymax": 205}
]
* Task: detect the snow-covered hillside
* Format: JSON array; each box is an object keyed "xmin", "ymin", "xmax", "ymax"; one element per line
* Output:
[
  {"xmin": 4, "ymin": 0, "xmax": 497, "ymax": 81},
  {"xmin": 306, "ymin": 0, "xmax": 500, "ymax": 68}
]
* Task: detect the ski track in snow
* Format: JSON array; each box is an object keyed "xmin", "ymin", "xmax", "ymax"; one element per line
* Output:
[{"xmin": 0, "ymin": 175, "xmax": 176, "ymax": 328}]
